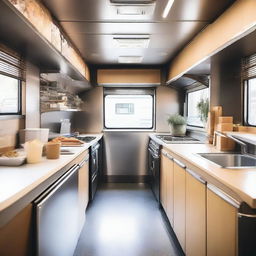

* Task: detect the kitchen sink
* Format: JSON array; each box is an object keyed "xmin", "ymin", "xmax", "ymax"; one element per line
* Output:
[{"xmin": 198, "ymin": 153, "xmax": 256, "ymax": 169}]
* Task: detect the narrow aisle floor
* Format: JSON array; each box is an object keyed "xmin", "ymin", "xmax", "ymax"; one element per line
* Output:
[{"xmin": 74, "ymin": 183, "xmax": 182, "ymax": 256}]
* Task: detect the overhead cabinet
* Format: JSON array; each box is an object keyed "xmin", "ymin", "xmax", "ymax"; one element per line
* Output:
[
  {"xmin": 0, "ymin": 0, "xmax": 90, "ymax": 81},
  {"xmin": 167, "ymin": 0, "xmax": 256, "ymax": 82},
  {"xmin": 97, "ymin": 69, "xmax": 161, "ymax": 86}
]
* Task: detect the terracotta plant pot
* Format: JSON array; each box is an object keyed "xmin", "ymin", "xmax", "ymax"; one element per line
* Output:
[{"xmin": 169, "ymin": 124, "xmax": 187, "ymax": 136}]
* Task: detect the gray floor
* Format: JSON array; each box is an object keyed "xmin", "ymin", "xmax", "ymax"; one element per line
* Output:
[{"xmin": 74, "ymin": 183, "xmax": 182, "ymax": 256}]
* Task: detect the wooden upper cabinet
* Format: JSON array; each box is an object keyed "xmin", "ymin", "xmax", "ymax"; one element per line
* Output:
[
  {"xmin": 207, "ymin": 184, "xmax": 238, "ymax": 256},
  {"xmin": 97, "ymin": 69, "xmax": 161, "ymax": 85},
  {"xmin": 167, "ymin": 0, "xmax": 256, "ymax": 82},
  {"xmin": 173, "ymin": 160, "xmax": 186, "ymax": 252},
  {"xmin": 8, "ymin": 0, "xmax": 89, "ymax": 80},
  {"xmin": 185, "ymin": 169, "xmax": 206, "ymax": 256}
]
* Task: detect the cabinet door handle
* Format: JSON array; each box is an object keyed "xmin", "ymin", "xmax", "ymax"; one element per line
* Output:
[
  {"xmin": 162, "ymin": 150, "xmax": 167, "ymax": 157},
  {"xmin": 238, "ymin": 213, "xmax": 256, "ymax": 218},
  {"xmin": 207, "ymin": 184, "xmax": 240, "ymax": 208},
  {"xmin": 166, "ymin": 153, "xmax": 173, "ymax": 161},
  {"xmin": 186, "ymin": 168, "xmax": 206, "ymax": 184},
  {"xmin": 79, "ymin": 155, "xmax": 89, "ymax": 167},
  {"xmin": 162, "ymin": 150, "xmax": 173, "ymax": 161},
  {"xmin": 174, "ymin": 158, "xmax": 186, "ymax": 169}
]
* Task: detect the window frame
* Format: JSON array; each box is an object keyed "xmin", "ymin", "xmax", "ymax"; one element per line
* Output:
[
  {"xmin": 243, "ymin": 78, "xmax": 256, "ymax": 127},
  {"xmin": 103, "ymin": 89, "xmax": 155, "ymax": 130},
  {"xmin": 0, "ymin": 77, "xmax": 22, "ymax": 116},
  {"xmin": 186, "ymin": 86, "xmax": 209, "ymax": 128}
]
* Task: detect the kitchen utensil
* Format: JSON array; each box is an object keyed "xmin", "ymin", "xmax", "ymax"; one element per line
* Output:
[
  {"xmin": 45, "ymin": 142, "xmax": 61, "ymax": 159},
  {"xmin": 24, "ymin": 140, "xmax": 44, "ymax": 164}
]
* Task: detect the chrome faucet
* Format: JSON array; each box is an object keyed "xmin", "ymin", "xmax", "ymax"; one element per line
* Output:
[{"xmin": 214, "ymin": 131, "xmax": 249, "ymax": 155}]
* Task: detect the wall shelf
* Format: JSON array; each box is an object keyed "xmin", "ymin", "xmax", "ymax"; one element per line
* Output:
[
  {"xmin": 41, "ymin": 109, "xmax": 81, "ymax": 113},
  {"xmin": 0, "ymin": 0, "xmax": 89, "ymax": 83}
]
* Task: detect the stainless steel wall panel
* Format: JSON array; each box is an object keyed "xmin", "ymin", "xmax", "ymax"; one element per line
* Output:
[
  {"xmin": 74, "ymin": 86, "xmax": 104, "ymax": 133},
  {"xmin": 155, "ymin": 85, "xmax": 180, "ymax": 132},
  {"xmin": 103, "ymin": 131, "xmax": 149, "ymax": 177}
]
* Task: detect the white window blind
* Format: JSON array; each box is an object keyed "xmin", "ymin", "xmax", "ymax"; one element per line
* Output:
[
  {"xmin": 242, "ymin": 53, "xmax": 256, "ymax": 80},
  {"xmin": 0, "ymin": 44, "xmax": 25, "ymax": 81}
]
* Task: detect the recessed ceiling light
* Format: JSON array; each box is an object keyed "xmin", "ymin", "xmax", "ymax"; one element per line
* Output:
[
  {"xmin": 117, "ymin": 6, "xmax": 145, "ymax": 15},
  {"xmin": 118, "ymin": 56, "xmax": 143, "ymax": 63},
  {"xmin": 159, "ymin": 52, "xmax": 168, "ymax": 56},
  {"xmin": 91, "ymin": 53, "xmax": 100, "ymax": 57},
  {"xmin": 162, "ymin": 0, "xmax": 175, "ymax": 18},
  {"xmin": 113, "ymin": 36, "xmax": 150, "ymax": 48}
]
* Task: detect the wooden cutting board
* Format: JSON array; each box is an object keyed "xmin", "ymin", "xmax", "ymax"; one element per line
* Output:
[
  {"xmin": 207, "ymin": 111, "xmax": 215, "ymax": 144},
  {"xmin": 212, "ymin": 106, "xmax": 223, "ymax": 131}
]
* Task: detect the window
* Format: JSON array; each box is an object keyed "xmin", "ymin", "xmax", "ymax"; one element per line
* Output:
[
  {"xmin": 0, "ymin": 44, "xmax": 24, "ymax": 115},
  {"xmin": 244, "ymin": 78, "xmax": 256, "ymax": 126},
  {"xmin": 104, "ymin": 93, "xmax": 154, "ymax": 129},
  {"xmin": 187, "ymin": 88, "xmax": 209, "ymax": 127},
  {"xmin": 0, "ymin": 74, "xmax": 21, "ymax": 114}
]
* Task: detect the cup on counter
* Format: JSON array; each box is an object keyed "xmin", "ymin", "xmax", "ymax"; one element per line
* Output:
[
  {"xmin": 45, "ymin": 142, "xmax": 61, "ymax": 159},
  {"xmin": 24, "ymin": 140, "xmax": 44, "ymax": 164}
]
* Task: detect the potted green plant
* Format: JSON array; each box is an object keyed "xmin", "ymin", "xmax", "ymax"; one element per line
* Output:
[
  {"xmin": 167, "ymin": 114, "xmax": 187, "ymax": 136},
  {"xmin": 197, "ymin": 98, "xmax": 209, "ymax": 127}
]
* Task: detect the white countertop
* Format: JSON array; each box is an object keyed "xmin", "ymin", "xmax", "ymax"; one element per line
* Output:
[
  {"xmin": 0, "ymin": 133, "xmax": 102, "ymax": 226},
  {"xmin": 149, "ymin": 133, "xmax": 256, "ymax": 208}
]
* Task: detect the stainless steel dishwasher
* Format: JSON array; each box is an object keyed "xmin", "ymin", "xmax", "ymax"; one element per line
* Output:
[{"xmin": 34, "ymin": 164, "xmax": 80, "ymax": 256}]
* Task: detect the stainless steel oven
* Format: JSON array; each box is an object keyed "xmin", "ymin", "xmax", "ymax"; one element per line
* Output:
[
  {"xmin": 148, "ymin": 139, "xmax": 161, "ymax": 202},
  {"xmin": 89, "ymin": 142, "xmax": 100, "ymax": 201}
]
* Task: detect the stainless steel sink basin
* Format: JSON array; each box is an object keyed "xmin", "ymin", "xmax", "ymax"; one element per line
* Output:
[{"xmin": 198, "ymin": 153, "xmax": 256, "ymax": 169}]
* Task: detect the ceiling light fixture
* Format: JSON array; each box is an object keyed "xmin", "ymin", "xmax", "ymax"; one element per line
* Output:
[
  {"xmin": 162, "ymin": 0, "xmax": 175, "ymax": 18},
  {"xmin": 118, "ymin": 56, "xmax": 143, "ymax": 63}
]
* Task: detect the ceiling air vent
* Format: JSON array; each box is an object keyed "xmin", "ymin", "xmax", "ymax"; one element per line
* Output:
[
  {"xmin": 113, "ymin": 36, "xmax": 150, "ymax": 48},
  {"xmin": 110, "ymin": 0, "xmax": 156, "ymax": 16},
  {"xmin": 110, "ymin": 0, "xmax": 155, "ymax": 4},
  {"xmin": 118, "ymin": 56, "xmax": 143, "ymax": 63}
]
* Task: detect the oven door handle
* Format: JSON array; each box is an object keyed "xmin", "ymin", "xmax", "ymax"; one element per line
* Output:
[{"xmin": 148, "ymin": 148, "xmax": 159, "ymax": 159}]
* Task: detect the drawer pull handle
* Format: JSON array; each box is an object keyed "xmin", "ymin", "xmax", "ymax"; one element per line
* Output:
[
  {"xmin": 174, "ymin": 158, "xmax": 186, "ymax": 169},
  {"xmin": 186, "ymin": 168, "xmax": 206, "ymax": 184}
]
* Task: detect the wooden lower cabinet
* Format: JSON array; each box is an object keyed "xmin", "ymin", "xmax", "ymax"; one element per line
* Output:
[
  {"xmin": 160, "ymin": 150, "xmax": 174, "ymax": 226},
  {"xmin": 78, "ymin": 153, "xmax": 90, "ymax": 233},
  {"xmin": 160, "ymin": 151, "xmax": 168, "ymax": 212},
  {"xmin": 0, "ymin": 204, "xmax": 34, "ymax": 256},
  {"xmin": 166, "ymin": 156, "xmax": 174, "ymax": 226},
  {"xmin": 185, "ymin": 170, "xmax": 206, "ymax": 256},
  {"xmin": 0, "ymin": 151, "xmax": 90, "ymax": 256},
  {"xmin": 161, "ymin": 150, "xmax": 239, "ymax": 256},
  {"xmin": 173, "ymin": 161, "xmax": 186, "ymax": 252},
  {"xmin": 207, "ymin": 185, "xmax": 238, "ymax": 256}
]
